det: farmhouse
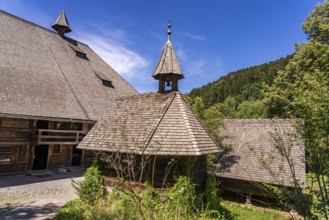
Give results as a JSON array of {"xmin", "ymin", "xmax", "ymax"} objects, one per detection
[
  {"xmin": 0, "ymin": 10, "xmax": 137, "ymax": 175},
  {"xmin": 214, "ymin": 119, "xmax": 306, "ymax": 197},
  {"xmin": 78, "ymin": 22, "xmax": 220, "ymax": 191}
]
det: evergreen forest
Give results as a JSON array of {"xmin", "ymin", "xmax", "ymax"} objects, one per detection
[{"xmin": 188, "ymin": 55, "xmax": 292, "ymax": 119}]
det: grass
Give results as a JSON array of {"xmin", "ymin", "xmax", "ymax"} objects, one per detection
[
  {"xmin": 222, "ymin": 201, "xmax": 289, "ymax": 220},
  {"xmin": 56, "ymin": 198, "xmax": 290, "ymax": 220}
]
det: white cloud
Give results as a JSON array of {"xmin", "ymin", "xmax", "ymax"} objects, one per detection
[
  {"xmin": 183, "ymin": 57, "xmax": 224, "ymax": 78},
  {"xmin": 76, "ymin": 33, "xmax": 149, "ymax": 79},
  {"xmin": 0, "ymin": 0, "xmax": 151, "ymax": 88},
  {"xmin": 181, "ymin": 32, "xmax": 206, "ymax": 41}
]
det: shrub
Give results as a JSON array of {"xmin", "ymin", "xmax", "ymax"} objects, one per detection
[{"xmin": 73, "ymin": 159, "xmax": 107, "ymax": 205}]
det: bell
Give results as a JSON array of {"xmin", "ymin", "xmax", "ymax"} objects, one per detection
[{"xmin": 166, "ymin": 81, "xmax": 171, "ymax": 87}]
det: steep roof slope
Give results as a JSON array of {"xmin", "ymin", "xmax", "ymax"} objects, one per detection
[
  {"xmin": 78, "ymin": 92, "xmax": 219, "ymax": 156},
  {"xmin": 0, "ymin": 10, "xmax": 137, "ymax": 121},
  {"xmin": 213, "ymin": 119, "xmax": 306, "ymax": 187},
  {"xmin": 152, "ymin": 41, "xmax": 184, "ymax": 80}
]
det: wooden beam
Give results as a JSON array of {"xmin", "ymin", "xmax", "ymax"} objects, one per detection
[{"xmin": 0, "ymin": 142, "xmax": 31, "ymax": 145}]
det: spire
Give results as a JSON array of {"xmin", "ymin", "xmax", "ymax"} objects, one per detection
[
  {"xmin": 167, "ymin": 20, "xmax": 171, "ymax": 42},
  {"xmin": 152, "ymin": 21, "xmax": 184, "ymax": 93},
  {"xmin": 52, "ymin": 10, "xmax": 71, "ymax": 36}
]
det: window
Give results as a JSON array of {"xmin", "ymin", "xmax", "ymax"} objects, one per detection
[
  {"xmin": 68, "ymin": 43, "xmax": 88, "ymax": 60},
  {"xmin": 76, "ymin": 51, "xmax": 88, "ymax": 60},
  {"xmin": 0, "ymin": 147, "xmax": 12, "ymax": 163},
  {"xmin": 93, "ymin": 70, "xmax": 115, "ymax": 88},
  {"xmin": 18, "ymin": 145, "xmax": 27, "ymax": 161},
  {"xmin": 53, "ymin": 145, "xmax": 61, "ymax": 154},
  {"xmin": 102, "ymin": 80, "xmax": 114, "ymax": 88}
]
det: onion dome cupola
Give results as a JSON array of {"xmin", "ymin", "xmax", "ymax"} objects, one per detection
[
  {"xmin": 152, "ymin": 21, "xmax": 184, "ymax": 93},
  {"xmin": 52, "ymin": 10, "xmax": 71, "ymax": 36}
]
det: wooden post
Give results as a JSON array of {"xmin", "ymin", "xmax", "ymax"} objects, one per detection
[
  {"xmin": 246, "ymin": 194, "xmax": 252, "ymax": 205},
  {"xmin": 24, "ymin": 145, "xmax": 29, "ymax": 172},
  {"xmin": 159, "ymin": 79, "xmax": 165, "ymax": 93},
  {"xmin": 172, "ymin": 75, "xmax": 178, "ymax": 91}
]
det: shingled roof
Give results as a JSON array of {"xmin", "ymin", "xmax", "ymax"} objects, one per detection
[
  {"xmin": 78, "ymin": 92, "xmax": 219, "ymax": 156},
  {"xmin": 213, "ymin": 119, "xmax": 306, "ymax": 188},
  {"xmin": 152, "ymin": 40, "xmax": 184, "ymax": 80},
  {"xmin": 0, "ymin": 10, "xmax": 137, "ymax": 122}
]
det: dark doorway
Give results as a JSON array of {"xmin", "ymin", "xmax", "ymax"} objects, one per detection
[
  {"xmin": 37, "ymin": 120, "xmax": 49, "ymax": 129},
  {"xmin": 33, "ymin": 145, "xmax": 49, "ymax": 170},
  {"xmin": 71, "ymin": 145, "xmax": 82, "ymax": 166}
]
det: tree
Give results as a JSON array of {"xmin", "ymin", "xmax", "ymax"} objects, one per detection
[
  {"xmin": 185, "ymin": 96, "xmax": 224, "ymax": 143},
  {"xmin": 264, "ymin": 1, "xmax": 329, "ymax": 218}
]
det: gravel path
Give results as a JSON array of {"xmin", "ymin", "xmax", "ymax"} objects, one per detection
[{"xmin": 0, "ymin": 168, "xmax": 85, "ymax": 220}]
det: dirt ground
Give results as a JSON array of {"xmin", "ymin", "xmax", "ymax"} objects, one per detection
[{"xmin": 0, "ymin": 167, "xmax": 84, "ymax": 220}]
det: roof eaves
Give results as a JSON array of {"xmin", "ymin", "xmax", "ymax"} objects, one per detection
[{"xmin": 0, "ymin": 112, "xmax": 96, "ymax": 123}]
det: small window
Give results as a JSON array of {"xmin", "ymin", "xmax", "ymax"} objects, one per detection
[
  {"xmin": 68, "ymin": 43, "xmax": 88, "ymax": 60},
  {"xmin": 102, "ymin": 80, "xmax": 114, "ymax": 88},
  {"xmin": 18, "ymin": 145, "xmax": 27, "ymax": 161},
  {"xmin": 93, "ymin": 70, "xmax": 115, "ymax": 88},
  {"xmin": 0, "ymin": 147, "xmax": 12, "ymax": 163},
  {"xmin": 76, "ymin": 51, "xmax": 88, "ymax": 60},
  {"xmin": 53, "ymin": 145, "xmax": 61, "ymax": 154}
]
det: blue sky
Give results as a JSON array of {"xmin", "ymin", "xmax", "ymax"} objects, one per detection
[{"xmin": 0, "ymin": 0, "xmax": 323, "ymax": 93}]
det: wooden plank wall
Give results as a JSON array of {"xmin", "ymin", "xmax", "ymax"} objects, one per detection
[
  {"xmin": 47, "ymin": 144, "xmax": 72, "ymax": 169},
  {"xmin": 0, "ymin": 117, "xmax": 32, "ymax": 174},
  {"xmin": 0, "ymin": 118, "xmax": 32, "ymax": 144}
]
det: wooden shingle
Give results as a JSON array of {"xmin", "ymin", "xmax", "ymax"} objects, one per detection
[
  {"xmin": 78, "ymin": 92, "xmax": 220, "ymax": 156},
  {"xmin": 214, "ymin": 119, "xmax": 306, "ymax": 188}
]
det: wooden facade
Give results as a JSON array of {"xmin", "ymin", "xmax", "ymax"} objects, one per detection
[
  {"xmin": 0, "ymin": 117, "xmax": 94, "ymax": 175},
  {"xmin": 100, "ymin": 154, "xmax": 207, "ymax": 192}
]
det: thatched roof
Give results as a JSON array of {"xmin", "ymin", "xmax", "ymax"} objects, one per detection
[
  {"xmin": 78, "ymin": 92, "xmax": 219, "ymax": 156},
  {"xmin": 152, "ymin": 40, "xmax": 184, "ymax": 80},
  {"xmin": 0, "ymin": 10, "xmax": 137, "ymax": 122},
  {"xmin": 213, "ymin": 119, "xmax": 306, "ymax": 188}
]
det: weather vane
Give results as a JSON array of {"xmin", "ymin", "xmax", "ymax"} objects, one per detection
[{"xmin": 167, "ymin": 20, "xmax": 171, "ymax": 41}]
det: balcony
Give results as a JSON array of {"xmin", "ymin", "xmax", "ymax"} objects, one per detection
[{"xmin": 37, "ymin": 129, "xmax": 86, "ymax": 145}]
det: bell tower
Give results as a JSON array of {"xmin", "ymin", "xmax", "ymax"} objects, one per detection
[{"xmin": 152, "ymin": 21, "xmax": 184, "ymax": 93}]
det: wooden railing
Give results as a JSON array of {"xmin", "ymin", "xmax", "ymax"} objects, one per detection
[{"xmin": 37, "ymin": 129, "xmax": 86, "ymax": 145}]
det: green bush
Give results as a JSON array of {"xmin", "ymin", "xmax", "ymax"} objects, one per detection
[
  {"xmin": 73, "ymin": 159, "xmax": 107, "ymax": 205},
  {"xmin": 204, "ymin": 173, "xmax": 221, "ymax": 210},
  {"xmin": 157, "ymin": 175, "xmax": 196, "ymax": 219},
  {"xmin": 55, "ymin": 199, "xmax": 85, "ymax": 220}
]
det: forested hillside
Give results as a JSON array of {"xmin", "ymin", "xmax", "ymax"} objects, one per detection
[{"xmin": 189, "ymin": 55, "xmax": 292, "ymax": 107}]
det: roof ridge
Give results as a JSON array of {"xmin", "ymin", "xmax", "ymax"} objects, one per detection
[
  {"xmin": 153, "ymin": 43, "xmax": 168, "ymax": 76},
  {"xmin": 41, "ymin": 32, "xmax": 90, "ymax": 120},
  {"xmin": 142, "ymin": 92, "xmax": 177, "ymax": 153},
  {"xmin": 0, "ymin": 10, "xmax": 89, "ymax": 47},
  {"xmin": 177, "ymin": 94, "xmax": 201, "ymax": 155},
  {"xmin": 179, "ymin": 94, "xmax": 219, "ymax": 154}
]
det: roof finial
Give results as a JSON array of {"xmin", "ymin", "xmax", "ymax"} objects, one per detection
[
  {"xmin": 167, "ymin": 20, "xmax": 171, "ymax": 42},
  {"xmin": 52, "ymin": 9, "xmax": 71, "ymax": 36}
]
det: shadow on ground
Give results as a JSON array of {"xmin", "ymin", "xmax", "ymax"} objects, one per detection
[
  {"xmin": 0, "ymin": 168, "xmax": 85, "ymax": 188},
  {"xmin": 0, "ymin": 202, "xmax": 59, "ymax": 220}
]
